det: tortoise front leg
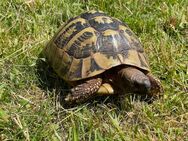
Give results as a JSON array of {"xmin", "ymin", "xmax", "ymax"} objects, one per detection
[
  {"xmin": 146, "ymin": 73, "xmax": 163, "ymax": 98},
  {"xmin": 64, "ymin": 78, "xmax": 103, "ymax": 104},
  {"xmin": 64, "ymin": 78, "xmax": 116, "ymax": 104}
]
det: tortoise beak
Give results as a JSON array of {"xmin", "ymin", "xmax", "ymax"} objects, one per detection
[{"xmin": 133, "ymin": 79, "xmax": 151, "ymax": 94}]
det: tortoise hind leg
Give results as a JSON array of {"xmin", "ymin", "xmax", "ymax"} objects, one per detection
[{"xmin": 64, "ymin": 78, "xmax": 103, "ymax": 104}]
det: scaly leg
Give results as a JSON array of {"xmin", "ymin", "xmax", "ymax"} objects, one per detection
[
  {"xmin": 64, "ymin": 78, "xmax": 116, "ymax": 104},
  {"xmin": 146, "ymin": 73, "xmax": 163, "ymax": 98},
  {"xmin": 64, "ymin": 78, "xmax": 103, "ymax": 104}
]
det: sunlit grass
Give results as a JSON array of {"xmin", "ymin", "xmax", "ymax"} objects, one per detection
[{"xmin": 0, "ymin": 0, "xmax": 188, "ymax": 140}]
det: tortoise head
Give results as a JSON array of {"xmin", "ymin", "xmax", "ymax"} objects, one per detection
[
  {"xmin": 114, "ymin": 66, "xmax": 163, "ymax": 99},
  {"xmin": 116, "ymin": 66, "xmax": 151, "ymax": 94},
  {"xmin": 130, "ymin": 74, "xmax": 151, "ymax": 94}
]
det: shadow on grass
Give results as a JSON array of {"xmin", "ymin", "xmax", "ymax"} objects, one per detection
[
  {"xmin": 35, "ymin": 53, "xmax": 69, "ymax": 101},
  {"xmin": 35, "ymin": 53, "xmax": 156, "ymax": 109}
]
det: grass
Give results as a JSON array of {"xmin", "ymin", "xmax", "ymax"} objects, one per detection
[{"xmin": 0, "ymin": 0, "xmax": 188, "ymax": 140}]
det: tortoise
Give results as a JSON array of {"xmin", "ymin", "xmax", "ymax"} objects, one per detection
[{"xmin": 44, "ymin": 10, "xmax": 163, "ymax": 104}]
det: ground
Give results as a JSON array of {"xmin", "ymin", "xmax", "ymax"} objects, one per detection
[{"xmin": 0, "ymin": 0, "xmax": 188, "ymax": 140}]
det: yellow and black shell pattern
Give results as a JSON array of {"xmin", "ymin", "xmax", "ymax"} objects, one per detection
[{"xmin": 44, "ymin": 10, "xmax": 150, "ymax": 81}]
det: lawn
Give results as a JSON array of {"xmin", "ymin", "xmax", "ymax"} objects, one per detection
[{"xmin": 0, "ymin": 0, "xmax": 188, "ymax": 140}]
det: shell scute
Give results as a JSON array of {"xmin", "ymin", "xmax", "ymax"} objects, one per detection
[
  {"xmin": 54, "ymin": 18, "xmax": 89, "ymax": 49},
  {"xmin": 88, "ymin": 16, "xmax": 119, "ymax": 32},
  {"xmin": 65, "ymin": 28, "xmax": 98, "ymax": 59},
  {"xmin": 80, "ymin": 10, "xmax": 106, "ymax": 20},
  {"xmin": 45, "ymin": 10, "xmax": 150, "ymax": 81}
]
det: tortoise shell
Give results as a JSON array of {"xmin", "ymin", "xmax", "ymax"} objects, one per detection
[{"xmin": 44, "ymin": 10, "xmax": 150, "ymax": 81}]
